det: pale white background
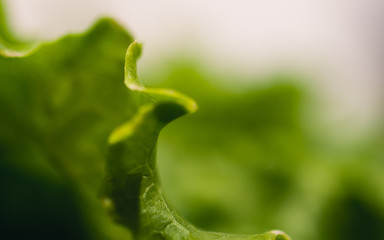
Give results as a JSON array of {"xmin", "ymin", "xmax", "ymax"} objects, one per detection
[{"xmin": 4, "ymin": 0, "xmax": 384, "ymax": 141}]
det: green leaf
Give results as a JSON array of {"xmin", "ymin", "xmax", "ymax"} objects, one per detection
[
  {"xmin": 0, "ymin": 16, "xmax": 137, "ymax": 239},
  {"xmin": 0, "ymin": 2, "xmax": 290, "ymax": 238},
  {"xmin": 100, "ymin": 42, "xmax": 290, "ymax": 240}
]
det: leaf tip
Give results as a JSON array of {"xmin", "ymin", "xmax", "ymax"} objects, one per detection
[
  {"xmin": 124, "ymin": 40, "xmax": 143, "ymax": 87},
  {"xmin": 128, "ymin": 40, "xmax": 142, "ymax": 58}
]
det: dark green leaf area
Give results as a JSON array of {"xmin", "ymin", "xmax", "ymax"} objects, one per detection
[
  {"xmin": 0, "ymin": 162, "xmax": 94, "ymax": 240},
  {"xmin": 319, "ymin": 183, "xmax": 384, "ymax": 240},
  {"xmin": 154, "ymin": 102, "xmax": 189, "ymax": 123}
]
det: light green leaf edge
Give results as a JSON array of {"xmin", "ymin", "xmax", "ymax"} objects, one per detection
[
  {"xmin": 0, "ymin": 0, "xmax": 37, "ymax": 56},
  {"xmin": 101, "ymin": 41, "xmax": 291, "ymax": 240}
]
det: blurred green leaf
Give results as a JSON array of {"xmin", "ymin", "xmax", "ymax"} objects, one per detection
[
  {"xmin": 146, "ymin": 59, "xmax": 384, "ymax": 240},
  {"xmin": 0, "ymin": 15, "xmax": 137, "ymax": 239}
]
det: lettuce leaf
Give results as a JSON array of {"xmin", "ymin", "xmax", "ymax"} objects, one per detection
[
  {"xmin": 0, "ymin": 4, "xmax": 290, "ymax": 239},
  {"xmin": 99, "ymin": 41, "xmax": 290, "ymax": 240}
]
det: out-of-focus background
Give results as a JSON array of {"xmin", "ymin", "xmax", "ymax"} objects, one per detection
[{"xmin": 3, "ymin": 1, "xmax": 384, "ymax": 240}]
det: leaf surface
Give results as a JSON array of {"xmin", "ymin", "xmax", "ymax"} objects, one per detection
[
  {"xmin": 100, "ymin": 42, "xmax": 290, "ymax": 240},
  {"xmin": 0, "ymin": 2, "xmax": 290, "ymax": 238}
]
